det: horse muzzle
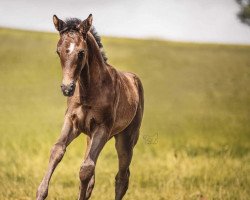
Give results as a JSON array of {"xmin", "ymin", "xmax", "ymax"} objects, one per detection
[{"xmin": 61, "ymin": 82, "xmax": 76, "ymax": 97}]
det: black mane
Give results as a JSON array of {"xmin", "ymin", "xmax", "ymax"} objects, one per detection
[{"xmin": 63, "ymin": 18, "xmax": 108, "ymax": 62}]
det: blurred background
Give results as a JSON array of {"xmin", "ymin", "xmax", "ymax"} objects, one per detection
[
  {"xmin": 0, "ymin": 0, "xmax": 249, "ymax": 200},
  {"xmin": 1, "ymin": 0, "xmax": 250, "ymax": 43}
]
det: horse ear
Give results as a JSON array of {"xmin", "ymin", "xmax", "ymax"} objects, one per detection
[
  {"xmin": 53, "ymin": 15, "xmax": 65, "ymax": 32},
  {"xmin": 79, "ymin": 14, "xmax": 93, "ymax": 37}
]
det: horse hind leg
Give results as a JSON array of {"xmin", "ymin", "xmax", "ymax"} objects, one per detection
[
  {"xmin": 114, "ymin": 132, "xmax": 133, "ymax": 200},
  {"xmin": 114, "ymin": 103, "xmax": 143, "ymax": 200}
]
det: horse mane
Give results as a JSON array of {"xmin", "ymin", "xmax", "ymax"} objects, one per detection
[{"xmin": 63, "ymin": 18, "xmax": 108, "ymax": 62}]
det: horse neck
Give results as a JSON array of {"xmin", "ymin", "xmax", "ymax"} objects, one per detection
[{"xmin": 78, "ymin": 32, "xmax": 107, "ymax": 99}]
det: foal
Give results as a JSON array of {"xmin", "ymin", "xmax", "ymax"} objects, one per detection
[{"xmin": 36, "ymin": 14, "xmax": 144, "ymax": 200}]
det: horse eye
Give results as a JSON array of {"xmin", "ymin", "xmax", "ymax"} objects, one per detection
[{"xmin": 78, "ymin": 50, "xmax": 84, "ymax": 58}]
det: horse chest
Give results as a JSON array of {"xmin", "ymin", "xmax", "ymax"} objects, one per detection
[{"xmin": 69, "ymin": 105, "xmax": 104, "ymax": 135}]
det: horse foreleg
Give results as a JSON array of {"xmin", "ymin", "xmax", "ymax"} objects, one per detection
[
  {"xmin": 78, "ymin": 125, "xmax": 108, "ymax": 200},
  {"xmin": 82, "ymin": 136, "xmax": 95, "ymax": 200},
  {"xmin": 85, "ymin": 174, "xmax": 95, "ymax": 199},
  {"xmin": 36, "ymin": 117, "xmax": 80, "ymax": 200}
]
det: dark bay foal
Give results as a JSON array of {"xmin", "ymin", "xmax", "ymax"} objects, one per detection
[{"xmin": 36, "ymin": 14, "xmax": 144, "ymax": 200}]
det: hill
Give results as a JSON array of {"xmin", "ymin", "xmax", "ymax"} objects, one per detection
[{"xmin": 0, "ymin": 28, "xmax": 249, "ymax": 200}]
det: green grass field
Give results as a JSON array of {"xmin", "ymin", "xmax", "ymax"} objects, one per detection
[{"xmin": 0, "ymin": 28, "xmax": 249, "ymax": 200}]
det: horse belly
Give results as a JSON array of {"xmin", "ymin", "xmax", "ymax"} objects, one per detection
[{"xmin": 111, "ymin": 73, "xmax": 140, "ymax": 135}]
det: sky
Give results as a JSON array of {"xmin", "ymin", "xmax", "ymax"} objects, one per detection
[{"xmin": 0, "ymin": 0, "xmax": 250, "ymax": 44}]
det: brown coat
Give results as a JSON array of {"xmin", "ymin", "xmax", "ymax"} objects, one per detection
[{"xmin": 37, "ymin": 14, "xmax": 144, "ymax": 200}]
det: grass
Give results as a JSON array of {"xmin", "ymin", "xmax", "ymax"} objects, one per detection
[{"xmin": 0, "ymin": 28, "xmax": 249, "ymax": 200}]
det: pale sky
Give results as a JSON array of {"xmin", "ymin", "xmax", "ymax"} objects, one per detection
[{"xmin": 0, "ymin": 0, "xmax": 250, "ymax": 44}]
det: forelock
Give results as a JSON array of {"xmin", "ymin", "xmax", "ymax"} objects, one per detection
[{"xmin": 60, "ymin": 18, "xmax": 81, "ymax": 34}]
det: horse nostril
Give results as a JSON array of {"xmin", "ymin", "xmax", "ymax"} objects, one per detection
[{"xmin": 69, "ymin": 83, "xmax": 75, "ymax": 89}]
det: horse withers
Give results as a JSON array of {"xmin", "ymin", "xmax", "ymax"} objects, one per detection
[{"xmin": 36, "ymin": 14, "xmax": 144, "ymax": 200}]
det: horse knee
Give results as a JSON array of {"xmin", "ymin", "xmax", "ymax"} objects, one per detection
[
  {"xmin": 79, "ymin": 160, "xmax": 95, "ymax": 183},
  {"xmin": 50, "ymin": 143, "xmax": 66, "ymax": 162}
]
